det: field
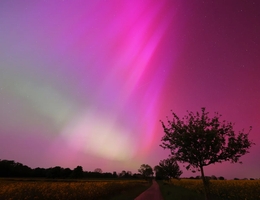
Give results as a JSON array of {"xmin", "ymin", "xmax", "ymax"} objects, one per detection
[
  {"xmin": 159, "ymin": 179, "xmax": 260, "ymax": 200},
  {"xmin": 0, "ymin": 178, "xmax": 150, "ymax": 200}
]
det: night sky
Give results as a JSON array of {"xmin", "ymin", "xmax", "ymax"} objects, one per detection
[{"xmin": 0, "ymin": 0, "xmax": 259, "ymax": 179}]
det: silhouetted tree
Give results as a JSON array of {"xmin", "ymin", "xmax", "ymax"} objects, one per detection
[
  {"xmin": 138, "ymin": 164, "xmax": 153, "ymax": 180},
  {"xmin": 71, "ymin": 166, "xmax": 83, "ymax": 178},
  {"xmin": 94, "ymin": 168, "xmax": 102, "ymax": 173},
  {"xmin": 112, "ymin": 171, "xmax": 118, "ymax": 178},
  {"xmin": 61, "ymin": 168, "xmax": 72, "ymax": 178},
  {"xmin": 85, "ymin": 171, "xmax": 102, "ymax": 178},
  {"xmin": 13, "ymin": 162, "xmax": 32, "ymax": 177},
  {"xmin": 102, "ymin": 172, "xmax": 114, "ymax": 178},
  {"xmin": 158, "ymin": 157, "xmax": 182, "ymax": 180},
  {"xmin": 119, "ymin": 170, "xmax": 132, "ymax": 178},
  {"xmin": 132, "ymin": 173, "xmax": 142, "ymax": 179},
  {"xmin": 126, "ymin": 171, "xmax": 132, "ymax": 178},
  {"xmin": 161, "ymin": 108, "xmax": 255, "ymax": 200},
  {"xmin": 0, "ymin": 160, "xmax": 32, "ymax": 177},
  {"xmin": 52, "ymin": 166, "xmax": 62, "ymax": 178},
  {"xmin": 46, "ymin": 167, "xmax": 63, "ymax": 179},
  {"xmin": 119, "ymin": 170, "xmax": 127, "ymax": 177},
  {"xmin": 32, "ymin": 167, "xmax": 46, "ymax": 178},
  {"xmin": 154, "ymin": 165, "xmax": 165, "ymax": 180}
]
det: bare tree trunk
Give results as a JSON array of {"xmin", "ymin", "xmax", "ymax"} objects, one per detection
[{"xmin": 200, "ymin": 166, "xmax": 210, "ymax": 200}]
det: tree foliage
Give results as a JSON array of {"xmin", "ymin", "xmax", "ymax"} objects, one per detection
[
  {"xmin": 156, "ymin": 157, "xmax": 182, "ymax": 180},
  {"xmin": 138, "ymin": 164, "xmax": 153, "ymax": 179},
  {"xmin": 160, "ymin": 108, "xmax": 255, "ymax": 199},
  {"xmin": 161, "ymin": 108, "xmax": 254, "ymax": 170},
  {"xmin": 71, "ymin": 166, "xmax": 83, "ymax": 178},
  {"xmin": 119, "ymin": 170, "xmax": 132, "ymax": 178},
  {"xmin": 94, "ymin": 168, "xmax": 102, "ymax": 173}
]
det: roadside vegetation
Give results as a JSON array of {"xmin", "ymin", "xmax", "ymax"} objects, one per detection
[
  {"xmin": 0, "ymin": 178, "xmax": 151, "ymax": 200},
  {"xmin": 158, "ymin": 179, "xmax": 260, "ymax": 200},
  {"xmin": 158, "ymin": 180, "xmax": 205, "ymax": 200}
]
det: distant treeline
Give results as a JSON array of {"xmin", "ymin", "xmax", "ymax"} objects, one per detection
[{"xmin": 0, "ymin": 159, "xmax": 141, "ymax": 179}]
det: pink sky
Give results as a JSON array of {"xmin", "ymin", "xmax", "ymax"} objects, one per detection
[{"xmin": 0, "ymin": 0, "xmax": 259, "ymax": 179}]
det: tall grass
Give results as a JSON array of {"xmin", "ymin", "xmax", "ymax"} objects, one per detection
[
  {"xmin": 158, "ymin": 180, "xmax": 205, "ymax": 200},
  {"xmin": 158, "ymin": 179, "xmax": 260, "ymax": 200},
  {"xmin": 0, "ymin": 178, "xmax": 150, "ymax": 200}
]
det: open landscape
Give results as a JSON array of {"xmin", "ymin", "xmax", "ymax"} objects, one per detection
[
  {"xmin": 1, "ymin": 1, "xmax": 260, "ymax": 200},
  {"xmin": 1, "ymin": 177, "xmax": 260, "ymax": 200},
  {"xmin": 0, "ymin": 178, "xmax": 150, "ymax": 200}
]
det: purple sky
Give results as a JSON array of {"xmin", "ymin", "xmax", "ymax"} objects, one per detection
[{"xmin": 0, "ymin": 0, "xmax": 259, "ymax": 179}]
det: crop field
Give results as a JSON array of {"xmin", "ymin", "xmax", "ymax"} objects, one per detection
[
  {"xmin": 0, "ymin": 178, "xmax": 149, "ymax": 200},
  {"xmin": 169, "ymin": 179, "xmax": 260, "ymax": 200}
]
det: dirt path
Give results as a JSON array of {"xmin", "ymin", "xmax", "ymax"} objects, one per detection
[{"xmin": 134, "ymin": 180, "xmax": 163, "ymax": 200}]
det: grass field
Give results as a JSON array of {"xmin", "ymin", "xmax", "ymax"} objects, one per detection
[
  {"xmin": 158, "ymin": 179, "xmax": 260, "ymax": 200},
  {"xmin": 158, "ymin": 180, "xmax": 205, "ymax": 200},
  {"xmin": 0, "ymin": 178, "xmax": 151, "ymax": 200}
]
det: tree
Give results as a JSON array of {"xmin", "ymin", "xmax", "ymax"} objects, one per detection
[
  {"xmin": 0, "ymin": 160, "xmax": 32, "ymax": 177},
  {"xmin": 71, "ymin": 166, "xmax": 83, "ymax": 178},
  {"xmin": 49, "ymin": 166, "xmax": 62, "ymax": 178},
  {"xmin": 126, "ymin": 171, "xmax": 132, "ymax": 177},
  {"xmin": 119, "ymin": 170, "xmax": 132, "ymax": 178},
  {"xmin": 154, "ymin": 165, "xmax": 164, "ymax": 180},
  {"xmin": 61, "ymin": 168, "xmax": 72, "ymax": 178},
  {"xmin": 119, "ymin": 170, "xmax": 126, "ymax": 177},
  {"xmin": 94, "ymin": 168, "xmax": 102, "ymax": 173},
  {"xmin": 157, "ymin": 157, "xmax": 182, "ymax": 180},
  {"xmin": 138, "ymin": 164, "xmax": 153, "ymax": 180},
  {"xmin": 112, "ymin": 171, "xmax": 118, "ymax": 178},
  {"xmin": 160, "ymin": 108, "xmax": 254, "ymax": 200},
  {"xmin": 32, "ymin": 167, "xmax": 46, "ymax": 178}
]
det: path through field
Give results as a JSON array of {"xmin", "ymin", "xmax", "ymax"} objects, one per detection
[{"xmin": 134, "ymin": 180, "xmax": 163, "ymax": 200}]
